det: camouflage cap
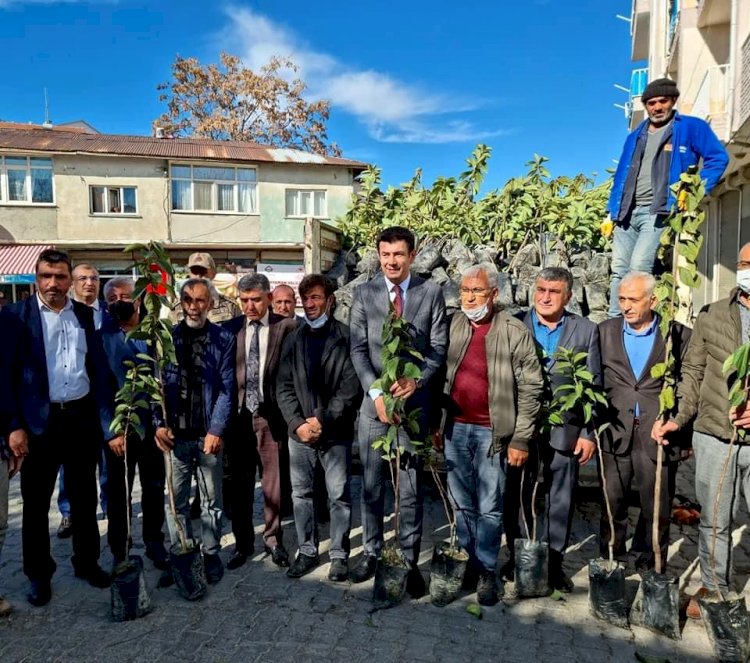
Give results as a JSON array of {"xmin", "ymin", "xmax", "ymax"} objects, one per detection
[{"xmin": 187, "ymin": 252, "xmax": 216, "ymax": 272}]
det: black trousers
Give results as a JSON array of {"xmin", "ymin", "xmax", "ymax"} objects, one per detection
[
  {"xmin": 600, "ymin": 422, "xmax": 676, "ymax": 569},
  {"xmin": 225, "ymin": 408, "xmax": 260, "ymax": 554},
  {"xmin": 21, "ymin": 398, "xmax": 101, "ymax": 580},
  {"xmin": 105, "ymin": 428, "xmax": 166, "ymax": 561}
]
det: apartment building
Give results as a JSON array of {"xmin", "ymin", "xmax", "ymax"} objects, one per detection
[
  {"xmin": 0, "ymin": 122, "xmax": 365, "ymax": 300},
  {"xmin": 625, "ymin": 0, "xmax": 750, "ymax": 310}
]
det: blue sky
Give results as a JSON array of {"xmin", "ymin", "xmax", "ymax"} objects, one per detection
[{"xmin": 0, "ymin": 0, "xmax": 637, "ymax": 191}]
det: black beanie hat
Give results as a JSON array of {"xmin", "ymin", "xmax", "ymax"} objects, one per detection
[{"xmin": 642, "ymin": 78, "xmax": 680, "ymax": 102}]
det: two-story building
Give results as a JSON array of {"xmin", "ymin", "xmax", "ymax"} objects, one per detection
[
  {"xmin": 623, "ymin": 0, "xmax": 750, "ymax": 311},
  {"xmin": 0, "ymin": 121, "xmax": 366, "ymax": 300}
]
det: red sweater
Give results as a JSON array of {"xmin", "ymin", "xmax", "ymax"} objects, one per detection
[{"xmin": 450, "ymin": 321, "xmax": 491, "ymax": 427}]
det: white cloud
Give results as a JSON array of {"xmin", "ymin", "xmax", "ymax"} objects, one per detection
[{"xmin": 221, "ymin": 6, "xmax": 504, "ymax": 145}]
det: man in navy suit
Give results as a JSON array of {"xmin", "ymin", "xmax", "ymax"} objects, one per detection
[
  {"xmin": 348, "ymin": 226, "xmax": 448, "ymax": 596},
  {"xmin": 508, "ymin": 267, "xmax": 601, "ymax": 592},
  {"xmin": 7, "ymin": 249, "xmax": 120, "ymax": 606}
]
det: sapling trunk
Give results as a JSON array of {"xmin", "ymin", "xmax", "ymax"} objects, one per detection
[
  {"xmin": 653, "ymin": 446, "xmax": 665, "ymax": 575},
  {"xmin": 427, "ymin": 460, "xmax": 457, "ymax": 552},
  {"xmin": 593, "ymin": 428, "xmax": 616, "ymax": 568},
  {"xmin": 394, "ymin": 445, "xmax": 401, "ymax": 546}
]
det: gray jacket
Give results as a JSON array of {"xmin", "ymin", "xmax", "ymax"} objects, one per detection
[
  {"xmin": 443, "ymin": 309, "xmax": 544, "ymax": 454},
  {"xmin": 349, "ymin": 272, "xmax": 447, "ymax": 425}
]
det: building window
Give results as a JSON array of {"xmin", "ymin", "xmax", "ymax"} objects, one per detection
[
  {"xmin": 0, "ymin": 155, "xmax": 54, "ymax": 205},
  {"xmin": 90, "ymin": 186, "xmax": 137, "ymax": 215},
  {"xmin": 170, "ymin": 164, "xmax": 257, "ymax": 213},
  {"xmin": 285, "ymin": 189, "xmax": 327, "ymax": 218}
]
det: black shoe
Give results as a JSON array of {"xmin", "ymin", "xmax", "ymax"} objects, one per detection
[
  {"xmin": 328, "ymin": 558, "xmax": 348, "ymax": 582},
  {"xmin": 204, "ymin": 553, "xmax": 224, "ymax": 585},
  {"xmin": 287, "ymin": 553, "xmax": 319, "ymax": 579},
  {"xmin": 550, "ymin": 570, "xmax": 574, "ymax": 593},
  {"xmin": 57, "ymin": 516, "xmax": 73, "ymax": 539},
  {"xmin": 145, "ymin": 543, "xmax": 169, "ymax": 571},
  {"xmin": 227, "ymin": 550, "xmax": 250, "ymax": 571},
  {"xmin": 74, "ymin": 564, "xmax": 111, "ymax": 589},
  {"xmin": 157, "ymin": 567, "xmax": 175, "ymax": 588},
  {"xmin": 406, "ymin": 567, "xmax": 426, "ymax": 599},
  {"xmin": 189, "ymin": 498, "xmax": 201, "ymax": 520},
  {"xmin": 264, "ymin": 545, "xmax": 290, "ymax": 568},
  {"xmin": 348, "ymin": 555, "xmax": 377, "ymax": 583},
  {"xmin": 462, "ymin": 560, "xmax": 480, "ymax": 590},
  {"xmin": 498, "ymin": 559, "xmax": 515, "ymax": 583},
  {"xmin": 27, "ymin": 579, "xmax": 52, "ymax": 607},
  {"xmin": 477, "ymin": 571, "xmax": 498, "ymax": 606}
]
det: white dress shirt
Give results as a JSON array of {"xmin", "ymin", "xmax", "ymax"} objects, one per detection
[
  {"xmin": 37, "ymin": 294, "xmax": 90, "ymax": 403},
  {"xmin": 244, "ymin": 309, "xmax": 270, "ymax": 404},
  {"xmin": 369, "ymin": 274, "xmax": 413, "ymax": 400}
]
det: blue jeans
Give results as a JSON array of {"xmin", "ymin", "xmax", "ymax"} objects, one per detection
[
  {"xmin": 289, "ymin": 438, "xmax": 351, "ymax": 559},
  {"xmin": 444, "ymin": 421, "xmax": 507, "ymax": 573},
  {"xmin": 608, "ymin": 206, "xmax": 667, "ymax": 317},
  {"xmin": 165, "ymin": 438, "xmax": 223, "ymax": 555}
]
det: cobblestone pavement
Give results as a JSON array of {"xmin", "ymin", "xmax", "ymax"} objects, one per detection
[{"xmin": 0, "ymin": 456, "xmax": 747, "ymax": 662}]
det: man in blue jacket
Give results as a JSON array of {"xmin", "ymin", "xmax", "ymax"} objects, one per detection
[
  {"xmin": 154, "ymin": 278, "xmax": 236, "ymax": 587},
  {"xmin": 607, "ymin": 78, "xmax": 729, "ymax": 317}
]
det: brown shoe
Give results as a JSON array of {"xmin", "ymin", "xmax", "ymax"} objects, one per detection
[
  {"xmin": 687, "ymin": 587, "xmax": 711, "ymax": 620},
  {"xmin": 0, "ymin": 596, "xmax": 12, "ymax": 617}
]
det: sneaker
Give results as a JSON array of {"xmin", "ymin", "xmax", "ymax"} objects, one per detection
[
  {"xmin": 57, "ymin": 516, "xmax": 73, "ymax": 539},
  {"xmin": 204, "ymin": 554, "xmax": 224, "ymax": 585},
  {"xmin": 328, "ymin": 558, "xmax": 348, "ymax": 582},
  {"xmin": 287, "ymin": 553, "xmax": 319, "ymax": 579},
  {"xmin": 477, "ymin": 572, "xmax": 498, "ymax": 606},
  {"xmin": 0, "ymin": 596, "xmax": 12, "ymax": 617},
  {"xmin": 348, "ymin": 555, "xmax": 377, "ymax": 583},
  {"xmin": 687, "ymin": 586, "xmax": 711, "ymax": 620}
]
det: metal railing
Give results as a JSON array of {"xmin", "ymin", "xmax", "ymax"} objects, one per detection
[
  {"xmin": 630, "ymin": 68, "xmax": 648, "ymax": 99},
  {"xmin": 668, "ymin": 0, "xmax": 680, "ymax": 44}
]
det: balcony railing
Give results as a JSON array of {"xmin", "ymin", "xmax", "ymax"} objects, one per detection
[
  {"xmin": 630, "ymin": 68, "xmax": 648, "ymax": 99},
  {"xmin": 692, "ymin": 64, "xmax": 731, "ymax": 140},
  {"xmin": 668, "ymin": 0, "xmax": 680, "ymax": 44}
]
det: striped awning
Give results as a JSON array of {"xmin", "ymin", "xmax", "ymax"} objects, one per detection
[{"xmin": 0, "ymin": 244, "xmax": 53, "ymax": 275}]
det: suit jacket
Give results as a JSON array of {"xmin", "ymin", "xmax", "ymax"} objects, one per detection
[
  {"xmin": 519, "ymin": 310, "xmax": 601, "ymax": 452},
  {"xmin": 276, "ymin": 319, "xmax": 363, "ymax": 444},
  {"xmin": 7, "ymin": 296, "xmax": 115, "ymax": 439},
  {"xmin": 223, "ymin": 311, "xmax": 297, "ymax": 439},
  {"xmin": 598, "ymin": 315, "xmax": 691, "ymax": 460},
  {"xmin": 0, "ymin": 306, "xmax": 28, "ymax": 452},
  {"xmin": 159, "ymin": 321, "xmax": 236, "ymax": 439},
  {"xmin": 349, "ymin": 272, "xmax": 448, "ymax": 422}
]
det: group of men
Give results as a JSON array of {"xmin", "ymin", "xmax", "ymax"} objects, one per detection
[{"xmin": 0, "ymin": 76, "xmax": 746, "ymax": 621}]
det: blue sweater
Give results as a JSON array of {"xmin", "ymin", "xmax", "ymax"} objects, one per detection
[{"xmin": 607, "ymin": 113, "xmax": 729, "ymax": 222}]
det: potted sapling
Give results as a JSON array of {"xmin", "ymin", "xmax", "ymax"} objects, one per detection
[{"xmin": 370, "ymin": 308, "xmax": 425, "ymax": 609}]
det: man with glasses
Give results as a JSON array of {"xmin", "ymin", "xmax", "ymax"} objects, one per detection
[
  {"xmin": 607, "ymin": 78, "xmax": 728, "ymax": 317},
  {"xmin": 653, "ymin": 244, "xmax": 750, "ymax": 620},
  {"xmin": 435, "ymin": 263, "xmax": 543, "ymax": 605}
]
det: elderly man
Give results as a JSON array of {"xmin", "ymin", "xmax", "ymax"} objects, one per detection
[
  {"xmin": 607, "ymin": 78, "xmax": 728, "ymax": 317},
  {"xmin": 349, "ymin": 226, "xmax": 448, "ymax": 596},
  {"xmin": 654, "ymin": 245, "xmax": 750, "ymax": 619},
  {"xmin": 101, "ymin": 277, "xmax": 167, "ymax": 570},
  {"xmin": 223, "ymin": 274, "xmax": 297, "ymax": 570},
  {"xmin": 271, "ymin": 284, "xmax": 298, "ymax": 319},
  {"xmin": 155, "ymin": 278, "xmax": 236, "ymax": 586},
  {"xmin": 60, "ymin": 262, "xmax": 108, "ymax": 537},
  {"xmin": 507, "ymin": 267, "xmax": 600, "ymax": 592},
  {"xmin": 277, "ymin": 275, "xmax": 362, "ymax": 580},
  {"xmin": 601, "ymin": 272, "xmax": 690, "ymax": 574},
  {"xmin": 438, "ymin": 263, "xmax": 543, "ymax": 605},
  {"xmin": 0, "ymin": 305, "xmax": 27, "ymax": 616},
  {"xmin": 169, "ymin": 252, "xmax": 240, "ymax": 324},
  {"xmin": 7, "ymin": 249, "xmax": 119, "ymax": 606}
]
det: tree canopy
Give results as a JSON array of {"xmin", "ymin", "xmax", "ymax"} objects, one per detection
[{"xmin": 155, "ymin": 52, "xmax": 340, "ymax": 156}]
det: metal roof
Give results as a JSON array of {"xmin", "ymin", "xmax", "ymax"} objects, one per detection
[{"xmin": 0, "ymin": 123, "xmax": 368, "ymax": 170}]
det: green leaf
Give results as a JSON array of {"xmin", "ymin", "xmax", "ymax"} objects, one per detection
[{"xmin": 466, "ymin": 603, "xmax": 483, "ymax": 619}]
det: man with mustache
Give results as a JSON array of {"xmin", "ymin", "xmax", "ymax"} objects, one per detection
[
  {"xmin": 607, "ymin": 78, "xmax": 728, "ymax": 317},
  {"xmin": 155, "ymin": 278, "xmax": 236, "ymax": 586}
]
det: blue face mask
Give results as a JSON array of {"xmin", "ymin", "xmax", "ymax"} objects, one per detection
[{"xmin": 304, "ymin": 312, "xmax": 329, "ymax": 329}]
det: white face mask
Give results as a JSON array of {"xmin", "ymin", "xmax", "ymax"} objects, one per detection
[
  {"xmin": 738, "ymin": 269, "xmax": 750, "ymax": 294},
  {"xmin": 304, "ymin": 312, "xmax": 329, "ymax": 329},
  {"xmin": 462, "ymin": 303, "xmax": 489, "ymax": 323}
]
